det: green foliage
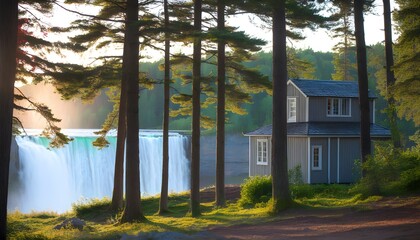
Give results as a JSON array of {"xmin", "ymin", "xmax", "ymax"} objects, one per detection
[
  {"xmin": 393, "ymin": 0, "xmax": 420, "ymax": 126},
  {"xmin": 290, "ymin": 184, "xmax": 351, "ymax": 199},
  {"xmin": 7, "ymin": 184, "xmax": 391, "ymax": 239},
  {"xmin": 238, "ymin": 175, "xmax": 376, "ymax": 209},
  {"xmin": 351, "ymin": 143, "xmax": 420, "ymax": 196},
  {"xmin": 72, "ymin": 198, "xmax": 115, "ymax": 221},
  {"xmin": 288, "ymin": 165, "xmax": 304, "ymax": 185},
  {"xmin": 238, "ymin": 176, "xmax": 272, "ymax": 207}
]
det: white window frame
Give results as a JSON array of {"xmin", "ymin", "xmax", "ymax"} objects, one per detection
[
  {"xmin": 311, "ymin": 145, "xmax": 322, "ymax": 170},
  {"xmin": 287, "ymin": 97, "xmax": 297, "ymax": 122},
  {"xmin": 327, "ymin": 98, "xmax": 351, "ymax": 117},
  {"xmin": 256, "ymin": 139, "xmax": 268, "ymax": 165}
]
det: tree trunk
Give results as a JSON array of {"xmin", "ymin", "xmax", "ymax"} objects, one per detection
[
  {"xmin": 190, "ymin": 0, "xmax": 202, "ymax": 217},
  {"xmin": 159, "ymin": 0, "xmax": 170, "ymax": 215},
  {"xmin": 343, "ymin": 14, "xmax": 349, "ymax": 81},
  {"xmin": 110, "ymin": 71, "xmax": 127, "ymax": 211},
  {"xmin": 120, "ymin": 0, "xmax": 144, "ymax": 223},
  {"xmin": 383, "ymin": 0, "xmax": 401, "ymax": 148},
  {"xmin": 215, "ymin": 0, "xmax": 226, "ymax": 208},
  {"xmin": 354, "ymin": 0, "xmax": 371, "ymax": 174},
  {"xmin": 0, "ymin": 0, "xmax": 18, "ymax": 238},
  {"xmin": 271, "ymin": 0, "xmax": 291, "ymax": 213}
]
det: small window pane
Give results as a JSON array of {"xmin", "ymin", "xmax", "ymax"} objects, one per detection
[
  {"xmin": 288, "ymin": 98, "xmax": 297, "ymax": 122},
  {"xmin": 312, "ymin": 145, "xmax": 322, "ymax": 170},
  {"xmin": 341, "ymin": 99, "xmax": 349, "ymax": 116},
  {"xmin": 257, "ymin": 140, "xmax": 268, "ymax": 165},
  {"xmin": 313, "ymin": 148, "xmax": 319, "ymax": 167},
  {"xmin": 333, "ymin": 99, "xmax": 339, "ymax": 115}
]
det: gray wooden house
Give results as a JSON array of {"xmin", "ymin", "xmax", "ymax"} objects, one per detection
[{"xmin": 244, "ymin": 79, "xmax": 391, "ymax": 184}]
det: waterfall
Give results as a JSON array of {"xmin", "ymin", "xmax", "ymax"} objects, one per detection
[{"xmin": 8, "ymin": 130, "xmax": 190, "ymax": 213}]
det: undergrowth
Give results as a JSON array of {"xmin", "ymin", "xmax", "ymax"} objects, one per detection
[
  {"xmin": 351, "ymin": 143, "xmax": 420, "ymax": 197},
  {"xmin": 7, "ymin": 176, "xmax": 400, "ymax": 239}
]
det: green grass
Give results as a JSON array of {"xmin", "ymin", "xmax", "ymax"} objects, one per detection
[{"xmin": 7, "ymin": 185, "xmax": 381, "ymax": 240}]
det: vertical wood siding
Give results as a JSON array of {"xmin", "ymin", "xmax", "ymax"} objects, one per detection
[
  {"xmin": 287, "ymin": 137, "xmax": 308, "ymax": 183},
  {"xmin": 250, "ymin": 136, "xmax": 308, "ymax": 183},
  {"xmin": 249, "ymin": 136, "xmax": 271, "ymax": 176},
  {"xmin": 309, "ymin": 97, "xmax": 375, "ymax": 123},
  {"xmin": 310, "ymin": 138, "xmax": 329, "ymax": 183},
  {"xmin": 329, "ymin": 138, "xmax": 338, "ymax": 183},
  {"xmin": 339, "ymin": 138, "xmax": 361, "ymax": 183},
  {"xmin": 287, "ymin": 84, "xmax": 307, "ymax": 122}
]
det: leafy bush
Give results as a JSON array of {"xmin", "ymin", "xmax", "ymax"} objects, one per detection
[
  {"xmin": 288, "ymin": 165, "xmax": 304, "ymax": 185},
  {"xmin": 239, "ymin": 176, "xmax": 272, "ymax": 207},
  {"xmin": 351, "ymin": 143, "xmax": 420, "ymax": 196},
  {"xmin": 72, "ymin": 197, "xmax": 113, "ymax": 219}
]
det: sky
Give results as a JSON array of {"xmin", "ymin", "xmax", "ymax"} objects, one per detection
[
  {"xmin": 44, "ymin": 0, "xmax": 398, "ymax": 63},
  {"xmin": 232, "ymin": 0, "xmax": 398, "ymax": 53}
]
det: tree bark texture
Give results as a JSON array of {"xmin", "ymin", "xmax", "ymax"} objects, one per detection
[
  {"xmin": 120, "ymin": 0, "xmax": 144, "ymax": 223},
  {"xmin": 271, "ymin": 0, "xmax": 291, "ymax": 213},
  {"xmin": 159, "ymin": 0, "xmax": 170, "ymax": 215},
  {"xmin": 215, "ymin": 0, "xmax": 226, "ymax": 207},
  {"xmin": 383, "ymin": 0, "xmax": 401, "ymax": 148},
  {"xmin": 111, "ymin": 65, "xmax": 128, "ymax": 211},
  {"xmin": 354, "ymin": 0, "xmax": 371, "ymax": 173},
  {"xmin": 0, "ymin": 0, "xmax": 18, "ymax": 238},
  {"xmin": 190, "ymin": 0, "xmax": 202, "ymax": 217}
]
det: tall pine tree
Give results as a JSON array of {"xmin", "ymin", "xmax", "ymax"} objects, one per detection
[
  {"xmin": 190, "ymin": 0, "xmax": 202, "ymax": 217},
  {"xmin": 0, "ymin": 1, "xmax": 18, "ymax": 237},
  {"xmin": 120, "ymin": 0, "xmax": 144, "ymax": 223},
  {"xmin": 159, "ymin": 0, "xmax": 171, "ymax": 215},
  {"xmin": 354, "ymin": 0, "xmax": 371, "ymax": 171},
  {"xmin": 382, "ymin": 0, "xmax": 401, "ymax": 147}
]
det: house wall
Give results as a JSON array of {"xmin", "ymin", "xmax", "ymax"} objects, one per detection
[
  {"xmin": 249, "ymin": 135, "xmax": 364, "ymax": 183},
  {"xmin": 329, "ymin": 138, "xmax": 338, "ymax": 183},
  {"xmin": 249, "ymin": 136, "xmax": 309, "ymax": 182},
  {"xmin": 308, "ymin": 97, "xmax": 375, "ymax": 123},
  {"xmin": 249, "ymin": 136, "xmax": 271, "ymax": 176},
  {"xmin": 338, "ymin": 138, "xmax": 361, "ymax": 183},
  {"xmin": 287, "ymin": 137, "xmax": 309, "ymax": 183},
  {"xmin": 309, "ymin": 138, "xmax": 329, "ymax": 183},
  {"xmin": 287, "ymin": 84, "xmax": 307, "ymax": 122}
]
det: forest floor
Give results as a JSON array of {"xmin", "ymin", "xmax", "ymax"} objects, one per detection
[
  {"xmin": 7, "ymin": 185, "xmax": 420, "ymax": 239},
  {"xmin": 204, "ymin": 186, "xmax": 420, "ymax": 240}
]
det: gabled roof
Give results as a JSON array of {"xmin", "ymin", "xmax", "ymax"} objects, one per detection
[
  {"xmin": 244, "ymin": 123, "xmax": 390, "ymax": 137},
  {"xmin": 288, "ymin": 79, "xmax": 376, "ymax": 98}
]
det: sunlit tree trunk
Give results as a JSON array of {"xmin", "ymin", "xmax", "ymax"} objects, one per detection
[
  {"xmin": 120, "ymin": 0, "xmax": 144, "ymax": 222},
  {"xmin": 190, "ymin": 0, "xmax": 202, "ymax": 217},
  {"xmin": 354, "ymin": 0, "xmax": 371, "ymax": 174},
  {"xmin": 271, "ymin": 0, "xmax": 291, "ymax": 213},
  {"xmin": 110, "ymin": 71, "xmax": 127, "ymax": 211},
  {"xmin": 215, "ymin": 0, "xmax": 226, "ymax": 207},
  {"xmin": 0, "ymin": 0, "xmax": 18, "ymax": 237},
  {"xmin": 383, "ymin": 0, "xmax": 401, "ymax": 148},
  {"xmin": 159, "ymin": 0, "xmax": 170, "ymax": 215}
]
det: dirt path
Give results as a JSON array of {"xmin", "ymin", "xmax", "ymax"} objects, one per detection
[{"xmin": 208, "ymin": 196, "xmax": 420, "ymax": 240}]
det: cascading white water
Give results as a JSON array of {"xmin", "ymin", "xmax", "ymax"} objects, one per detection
[{"xmin": 8, "ymin": 130, "xmax": 190, "ymax": 213}]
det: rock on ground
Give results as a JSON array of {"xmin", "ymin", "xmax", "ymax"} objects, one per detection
[{"xmin": 53, "ymin": 218, "xmax": 86, "ymax": 231}]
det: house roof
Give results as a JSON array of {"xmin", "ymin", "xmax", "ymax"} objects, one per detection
[
  {"xmin": 244, "ymin": 123, "xmax": 391, "ymax": 137},
  {"xmin": 289, "ymin": 79, "xmax": 376, "ymax": 98}
]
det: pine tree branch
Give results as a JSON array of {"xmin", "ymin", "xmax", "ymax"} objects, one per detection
[{"xmin": 53, "ymin": 1, "xmax": 124, "ymax": 23}]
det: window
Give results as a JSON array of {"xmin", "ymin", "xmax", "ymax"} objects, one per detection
[
  {"xmin": 288, "ymin": 97, "xmax": 297, "ymax": 122},
  {"xmin": 257, "ymin": 139, "xmax": 268, "ymax": 165},
  {"xmin": 327, "ymin": 98, "xmax": 351, "ymax": 117},
  {"xmin": 312, "ymin": 145, "xmax": 322, "ymax": 170}
]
